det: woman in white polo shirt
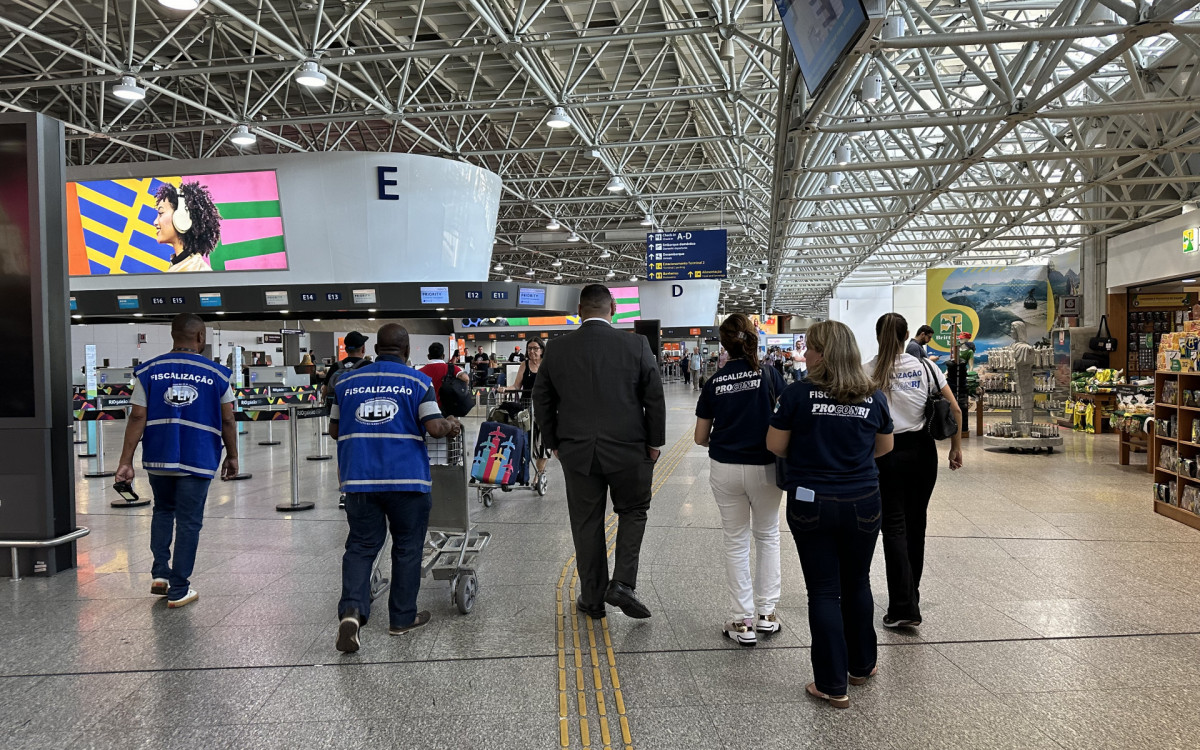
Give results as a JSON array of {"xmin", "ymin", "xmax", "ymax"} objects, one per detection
[{"xmin": 867, "ymin": 313, "xmax": 963, "ymax": 630}]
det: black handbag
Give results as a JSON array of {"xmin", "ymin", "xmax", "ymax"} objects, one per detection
[
  {"xmin": 1089, "ymin": 315, "xmax": 1118, "ymax": 353},
  {"xmin": 764, "ymin": 369, "xmax": 789, "ymax": 489},
  {"xmin": 921, "ymin": 360, "xmax": 959, "ymax": 441},
  {"xmin": 438, "ymin": 368, "xmax": 476, "ymax": 418}
]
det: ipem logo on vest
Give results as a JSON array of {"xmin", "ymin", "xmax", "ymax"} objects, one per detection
[
  {"xmin": 356, "ymin": 398, "xmax": 398, "ymax": 424},
  {"xmin": 165, "ymin": 384, "xmax": 199, "ymax": 407}
]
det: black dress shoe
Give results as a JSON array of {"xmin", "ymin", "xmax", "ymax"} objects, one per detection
[
  {"xmin": 576, "ymin": 595, "xmax": 605, "ymax": 619},
  {"xmin": 604, "ymin": 581, "xmax": 651, "ymax": 619}
]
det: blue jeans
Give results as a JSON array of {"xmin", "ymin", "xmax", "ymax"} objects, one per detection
[
  {"xmin": 339, "ymin": 491, "xmax": 432, "ymax": 628},
  {"xmin": 147, "ymin": 473, "xmax": 212, "ymax": 600},
  {"xmin": 787, "ymin": 488, "xmax": 881, "ymax": 696}
]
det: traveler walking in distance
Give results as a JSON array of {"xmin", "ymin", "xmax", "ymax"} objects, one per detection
[
  {"xmin": 688, "ymin": 346, "xmax": 703, "ymax": 391},
  {"xmin": 115, "ymin": 313, "xmax": 239, "ymax": 609},
  {"xmin": 533, "ymin": 284, "xmax": 667, "ymax": 619},
  {"xmin": 330, "ymin": 324, "xmax": 462, "ymax": 653}
]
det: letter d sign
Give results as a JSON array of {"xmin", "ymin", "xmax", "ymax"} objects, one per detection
[{"xmin": 672, "ymin": 284, "xmax": 683, "ymax": 298}]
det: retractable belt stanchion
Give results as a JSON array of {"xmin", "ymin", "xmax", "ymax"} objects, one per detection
[
  {"xmin": 277, "ymin": 404, "xmax": 316, "ymax": 512},
  {"xmin": 77, "ymin": 415, "xmax": 96, "ymax": 458},
  {"xmin": 259, "ymin": 418, "xmax": 280, "ymax": 446},
  {"xmin": 306, "ymin": 408, "xmax": 332, "ymax": 461},
  {"xmin": 83, "ymin": 415, "xmax": 115, "ymax": 478},
  {"xmin": 73, "ymin": 420, "xmax": 86, "ymax": 445}
]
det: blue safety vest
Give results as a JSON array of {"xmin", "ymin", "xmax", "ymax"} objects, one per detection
[
  {"xmin": 134, "ymin": 352, "xmax": 231, "ymax": 478},
  {"xmin": 333, "ymin": 358, "xmax": 440, "ymax": 494}
]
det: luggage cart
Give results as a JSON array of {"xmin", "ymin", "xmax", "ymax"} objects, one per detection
[
  {"xmin": 471, "ymin": 390, "xmax": 549, "ymax": 507},
  {"xmin": 369, "ymin": 431, "xmax": 490, "ymax": 614}
]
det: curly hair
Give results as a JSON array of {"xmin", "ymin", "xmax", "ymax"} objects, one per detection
[{"xmin": 155, "ymin": 181, "xmax": 221, "ymax": 259}]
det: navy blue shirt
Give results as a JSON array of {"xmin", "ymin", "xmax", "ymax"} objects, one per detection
[
  {"xmin": 696, "ymin": 359, "xmax": 787, "ymax": 465},
  {"xmin": 768, "ymin": 380, "xmax": 893, "ymax": 495}
]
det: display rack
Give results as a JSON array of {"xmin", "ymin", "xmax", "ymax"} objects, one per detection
[{"xmin": 1151, "ymin": 370, "xmax": 1200, "ymax": 532}]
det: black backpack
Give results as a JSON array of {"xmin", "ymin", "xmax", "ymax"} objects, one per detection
[{"xmin": 439, "ymin": 369, "xmax": 475, "ymax": 417}]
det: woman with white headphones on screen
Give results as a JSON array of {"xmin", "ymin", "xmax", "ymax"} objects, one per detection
[{"xmin": 154, "ymin": 181, "xmax": 222, "ymax": 273}]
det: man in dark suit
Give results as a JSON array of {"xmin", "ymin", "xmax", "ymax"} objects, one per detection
[{"xmin": 533, "ymin": 284, "xmax": 666, "ymax": 619}]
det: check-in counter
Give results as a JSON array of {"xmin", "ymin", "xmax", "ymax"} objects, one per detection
[
  {"xmin": 247, "ymin": 366, "xmax": 311, "ymax": 387},
  {"xmin": 94, "ymin": 367, "xmax": 136, "ymax": 387}
]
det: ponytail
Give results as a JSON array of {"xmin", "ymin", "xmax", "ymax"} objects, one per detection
[
  {"xmin": 719, "ymin": 313, "xmax": 760, "ymax": 371},
  {"xmin": 872, "ymin": 313, "xmax": 908, "ymax": 391}
]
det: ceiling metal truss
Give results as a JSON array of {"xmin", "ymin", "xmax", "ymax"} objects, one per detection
[
  {"xmin": 5, "ymin": 1, "xmax": 1200, "ymax": 316},
  {"xmin": 0, "ymin": 0, "xmax": 784, "ymax": 312},
  {"xmin": 770, "ymin": 0, "xmax": 1200, "ymax": 314}
]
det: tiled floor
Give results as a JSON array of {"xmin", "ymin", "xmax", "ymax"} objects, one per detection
[{"xmin": 4, "ymin": 384, "xmax": 1200, "ymax": 749}]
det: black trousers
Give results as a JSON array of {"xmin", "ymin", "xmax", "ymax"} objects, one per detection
[
  {"xmin": 561, "ymin": 453, "xmax": 654, "ymax": 607},
  {"xmin": 875, "ymin": 430, "xmax": 938, "ymax": 620}
]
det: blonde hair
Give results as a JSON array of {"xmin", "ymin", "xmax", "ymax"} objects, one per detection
[{"xmin": 807, "ymin": 320, "xmax": 874, "ymax": 404}]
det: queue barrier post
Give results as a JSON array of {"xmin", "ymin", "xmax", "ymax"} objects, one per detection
[
  {"xmin": 83, "ymin": 414, "xmax": 115, "ymax": 479},
  {"xmin": 77, "ymin": 417, "xmax": 96, "ymax": 458},
  {"xmin": 73, "ymin": 420, "xmax": 87, "ymax": 445},
  {"xmin": 259, "ymin": 418, "xmax": 280, "ymax": 446},
  {"xmin": 276, "ymin": 404, "xmax": 315, "ymax": 512},
  {"xmin": 307, "ymin": 410, "xmax": 332, "ymax": 461}
]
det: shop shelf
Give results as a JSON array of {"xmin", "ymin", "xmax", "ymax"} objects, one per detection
[
  {"xmin": 1156, "ymin": 402, "xmax": 1179, "ymax": 409},
  {"xmin": 1155, "ymin": 436, "xmax": 1178, "ymax": 442},
  {"xmin": 1180, "ymin": 406, "xmax": 1200, "ymax": 413},
  {"xmin": 1154, "ymin": 500, "xmax": 1200, "ymax": 531},
  {"xmin": 1182, "ymin": 474, "xmax": 1200, "ymax": 485}
]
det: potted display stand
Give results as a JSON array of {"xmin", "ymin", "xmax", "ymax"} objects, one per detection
[{"xmin": 982, "ymin": 321, "xmax": 1065, "ymax": 454}]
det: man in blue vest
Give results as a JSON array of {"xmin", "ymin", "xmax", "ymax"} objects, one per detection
[
  {"xmin": 115, "ymin": 313, "xmax": 238, "ymax": 608},
  {"xmin": 329, "ymin": 323, "xmax": 462, "ymax": 653}
]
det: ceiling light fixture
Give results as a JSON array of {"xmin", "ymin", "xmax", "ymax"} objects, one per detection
[
  {"xmin": 605, "ymin": 175, "xmax": 626, "ymax": 193},
  {"xmin": 504, "ymin": 276, "xmax": 513, "ymax": 283},
  {"xmin": 605, "ymin": 270, "xmax": 616, "ymax": 279},
  {"xmin": 554, "ymin": 273, "xmax": 563, "ymax": 281},
  {"xmin": 230, "ymin": 124, "xmax": 256, "ymax": 146},
  {"xmin": 551, "ymin": 258, "xmax": 562, "ymax": 267},
  {"xmin": 547, "ymin": 218, "xmax": 561, "ymax": 230},
  {"xmin": 525, "ymin": 268, "xmax": 536, "ymax": 276},
  {"xmin": 568, "ymin": 232, "xmax": 580, "ymax": 242},
  {"xmin": 599, "ymin": 249, "xmax": 611, "ymax": 259},
  {"xmin": 825, "ymin": 172, "xmax": 843, "ymax": 190},
  {"xmin": 294, "ymin": 60, "xmax": 327, "ymax": 87},
  {"xmin": 494, "ymin": 262, "xmax": 504, "ymax": 271},
  {"xmin": 112, "ymin": 75, "xmax": 146, "ymax": 101},
  {"xmin": 544, "ymin": 106, "xmax": 572, "ymax": 129},
  {"xmin": 861, "ymin": 63, "xmax": 883, "ymax": 103},
  {"xmin": 835, "ymin": 144, "xmax": 851, "ymax": 165},
  {"xmin": 719, "ymin": 38, "xmax": 736, "ymax": 61},
  {"xmin": 629, "ymin": 274, "xmax": 638, "ymax": 281},
  {"xmin": 640, "ymin": 215, "xmax": 654, "ymax": 226},
  {"xmin": 158, "ymin": 0, "xmax": 201, "ymax": 10}
]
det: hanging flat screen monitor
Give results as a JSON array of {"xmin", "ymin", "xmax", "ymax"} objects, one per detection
[
  {"xmin": 66, "ymin": 169, "xmax": 288, "ymax": 275},
  {"xmin": 776, "ymin": 0, "xmax": 870, "ymax": 97}
]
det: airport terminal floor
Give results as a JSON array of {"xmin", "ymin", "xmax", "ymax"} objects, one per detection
[{"xmin": 4, "ymin": 383, "xmax": 1200, "ymax": 750}]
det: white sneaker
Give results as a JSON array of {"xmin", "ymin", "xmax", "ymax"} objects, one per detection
[
  {"xmin": 723, "ymin": 619, "xmax": 757, "ymax": 647},
  {"xmin": 167, "ymin": 588, "xmax": 199, "ymax": 608},
  {"xmin": 150, "ymin": 578, "xmax": 169, "ymax": 596},
  {"xmin": 756, "ymin": 612, "xmax": 781, "ymax": 634}
]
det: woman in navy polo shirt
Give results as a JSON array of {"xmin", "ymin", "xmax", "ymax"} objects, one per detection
[
  {"xmin": 767, "ymin": 320, "xmax": 894, "ymax": 709},
  {"xmin": 694, "ymin": 313, "xmax": 787, "ymax": 647}
]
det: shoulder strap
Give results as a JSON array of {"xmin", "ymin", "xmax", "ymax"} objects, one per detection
[
  {"xmin": 919, "ymin": 358, "xmax": 938, "ymax": 399},
  {"xmin": 1097, "ymin": 315, "xmax": 1110, "ymax": 337}
]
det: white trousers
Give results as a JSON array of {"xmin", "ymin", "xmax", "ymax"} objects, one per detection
[{"xmin": 708, "ymin": 460, "xmax": 783, "ymax": 620}]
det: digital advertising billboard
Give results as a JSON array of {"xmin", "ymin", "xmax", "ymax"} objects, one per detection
[{"xmin": 66, "ymin": 169, "xmax": 288, "ymax": 276}]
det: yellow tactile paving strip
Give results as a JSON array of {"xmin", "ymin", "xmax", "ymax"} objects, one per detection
[{"xmin": 556, "ymin": 430, "xmax": 695, "ymax": 749}]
